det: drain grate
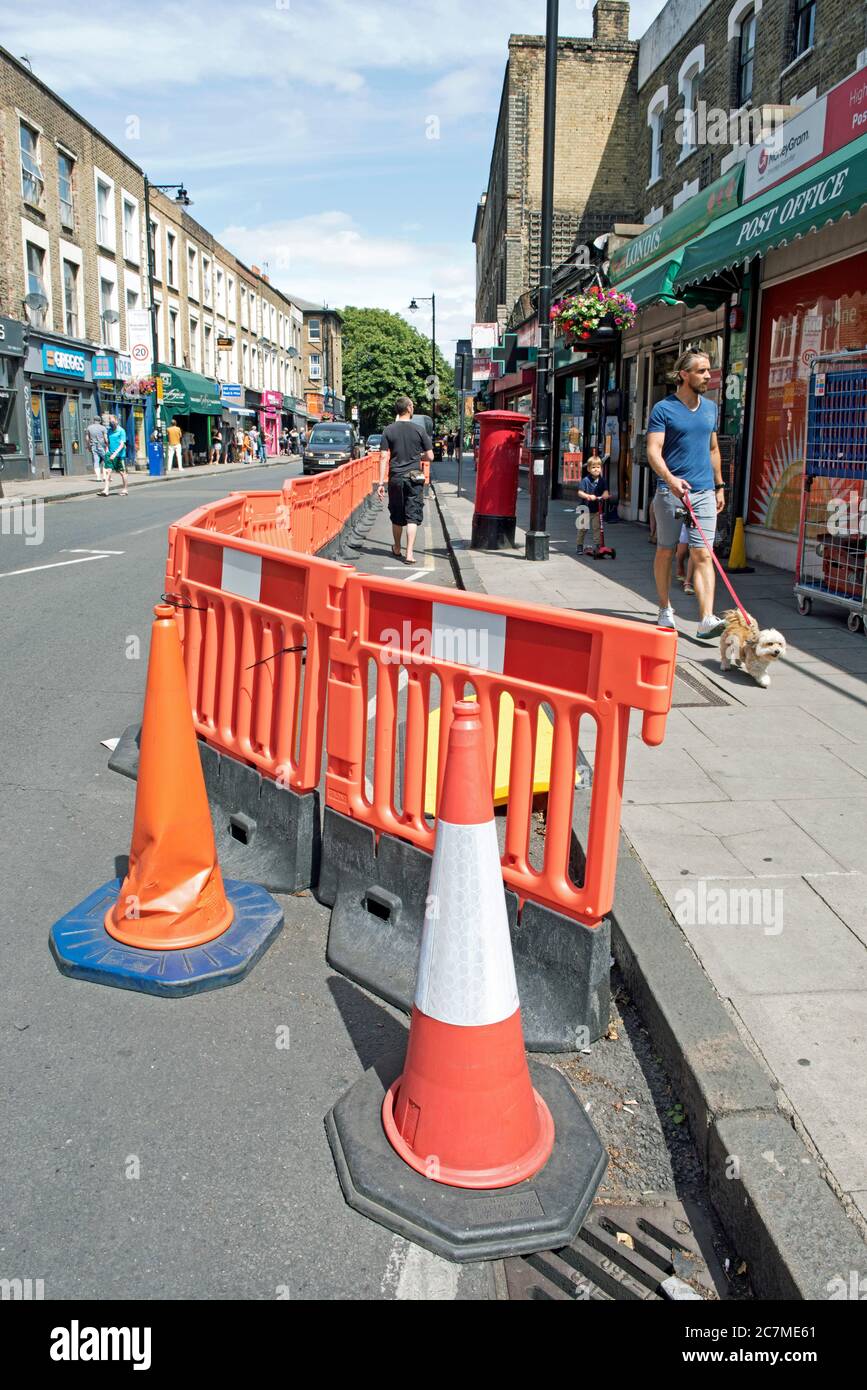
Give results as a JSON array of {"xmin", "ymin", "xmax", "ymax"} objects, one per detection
[
  {"xmin": 672, "ymin": 663, "xmax": 731, "ymax": 708},
  {"xmin": 504, "ymin": 1197, "xmax": 726, "ymax": 1301}
]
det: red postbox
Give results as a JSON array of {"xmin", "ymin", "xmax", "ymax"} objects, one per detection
[{"xmin": 471, "ymin": 410, "xmax": 529, "ymax": 549}]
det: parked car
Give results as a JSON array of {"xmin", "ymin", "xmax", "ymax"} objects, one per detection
[
  {"xmin": 366, "ymin": 433, "xmax": 383, "ymax": 452},
  {"xmin": 302, "ymin": 422, "xmax": 362, "ymax": 474}
]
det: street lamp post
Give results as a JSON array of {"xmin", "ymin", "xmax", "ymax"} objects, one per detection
[
  {"xmin": 408, "ymin": 293, "xmax": 437, "ymax": 438},
  {"xmin": 526, "ymin": 0, "xmax": 559, "ymax": 562},
  {"xmin": 143, "ymin": 178, "xmax": 192, "ymax": 371}
]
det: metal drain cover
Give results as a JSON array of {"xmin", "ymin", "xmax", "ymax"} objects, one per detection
[
  {"xmin": 672, "ymin": 664, "xmax": 731, "ymax": 708},
  {"xmin": 504, "ymin": 1197, "xmax": 726, "ymax": 1301}
]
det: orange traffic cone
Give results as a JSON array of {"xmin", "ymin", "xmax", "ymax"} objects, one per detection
[
  {"xmin": 327, "ymin": 701, "xmax": 607, "ymax": 1260},
  {"xmin": 382, "ymin": 701, "xmax": 554, "ymax": 1188},
  {"xmin": 50, "ymin": 604, "xmax": 283, "ymax": 995},
  {"xmin": 106, "ymin": 604, "xmax": 233, "ymax": 950}
]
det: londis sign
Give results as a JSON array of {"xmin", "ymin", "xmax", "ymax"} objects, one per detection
[{"xmin": 609, "ymin": 169, "xmax": 742, "ymax": 283}]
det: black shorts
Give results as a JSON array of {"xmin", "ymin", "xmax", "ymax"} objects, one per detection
[{"xmin": 388, "ymin": 475, "xmax": 424, "ymax": 526}]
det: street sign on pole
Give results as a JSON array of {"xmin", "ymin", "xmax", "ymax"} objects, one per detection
[{"xmin": 127, "ymin": 309, "xmax": 153, "ymax": 378}]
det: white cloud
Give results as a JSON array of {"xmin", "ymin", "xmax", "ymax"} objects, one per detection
[{"xmin": 218, "ymin": 211, "xmax": 475, "ymax": 352}]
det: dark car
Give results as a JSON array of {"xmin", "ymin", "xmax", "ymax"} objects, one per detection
[
  {"xmin": 366, "ymin": 433, "xmax": 383, "ymax": 452},
  {"xmin": 302, "ymin": 422, "xmax": 361, "ymax": 474}
]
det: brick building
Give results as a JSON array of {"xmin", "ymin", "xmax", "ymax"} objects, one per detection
[
  {"xmin": 290, "ymin": 297, "xmax": 345, "ymax": 421},
  {"xmin": 473, "ymin": 3, "xmax": 641, "ymax": 330},
  {"xmin": 0, "ymin": 46, "xmax": 146, "ymax": 477}
]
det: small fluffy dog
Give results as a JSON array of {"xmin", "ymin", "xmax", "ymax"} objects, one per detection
[{"xmin": 719, "ymin": 609, "xmax": 786, "ymax": 688}]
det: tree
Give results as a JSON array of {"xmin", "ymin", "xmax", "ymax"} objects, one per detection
[{"xmin": 341, "ymin": 306, "xmax": 456, "ymax": 438}]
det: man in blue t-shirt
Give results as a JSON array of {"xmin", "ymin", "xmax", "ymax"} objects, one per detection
[{"xmin": 646, "ymin": 349, "xmax": 726, "ymax": 638}]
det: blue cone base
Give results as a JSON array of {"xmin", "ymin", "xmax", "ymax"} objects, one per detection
[{"xmin": 49, "ymin": 877, "xmax": 283, "ymax": 996}]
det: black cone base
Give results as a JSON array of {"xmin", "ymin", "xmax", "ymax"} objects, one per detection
[{"xmin": 325, "ymin": 1051, "xmax": 607, "ymax": 1263}]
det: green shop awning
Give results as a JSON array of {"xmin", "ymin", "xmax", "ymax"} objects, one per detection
[
  {"xmin": 609, "ymin": 167, "xmax": 744, "ymax": 284},
  {"xmin": 157, "ymin": 364, "xmax": 222, "ymax": 417},
  {"xmin": 614, "ymin": 249, "xmax": 685, "ymax": 308},
  {"xmin": 676, "ymin": 132, "xmax": 867, "ymax": 293}
]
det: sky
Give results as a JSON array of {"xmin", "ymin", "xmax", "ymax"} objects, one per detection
[{"xmin": 3, "ymin": 0, "xmax": 665, "ymax": 357}]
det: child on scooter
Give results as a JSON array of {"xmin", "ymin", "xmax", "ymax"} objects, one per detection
[{"xmin": 575, "ymin": 451, "xmax": 609, "ymax": 554}]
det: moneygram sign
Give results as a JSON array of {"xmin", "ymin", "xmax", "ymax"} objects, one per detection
[{"xmin": 745, "ymin": 97, "xmax": 827, "ymax": 200}]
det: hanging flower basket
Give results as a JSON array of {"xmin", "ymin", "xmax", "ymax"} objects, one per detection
[{"xmin": 551, "ymin": 286, "xmax": 637, "ymax": 346}]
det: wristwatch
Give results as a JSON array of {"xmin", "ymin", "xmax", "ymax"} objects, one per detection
[{"xmin": 715, "ymin": 483, "xmax": 725, "ymax": 491}]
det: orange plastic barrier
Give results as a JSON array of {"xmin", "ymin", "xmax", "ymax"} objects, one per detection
[
  {"xmin": 166, "ymin": 527, "xmax": 349, "ymax": 792},
  {"xmin": 325, "ymin": 573, "xmax": 676, "ymax": 926}
]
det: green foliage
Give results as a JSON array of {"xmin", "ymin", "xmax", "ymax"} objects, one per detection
[{"xmin": 341, "ymin": 305, "xmax": 456, "ymax": 437}]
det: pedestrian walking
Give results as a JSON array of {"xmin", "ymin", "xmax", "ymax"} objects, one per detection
[
  {"xmin": 166, "ymin": 418, "xmax": 184, "ymax": 472},
  {"xmin": 299, "ymin": 427, "xmax": 308, "ymax": 453},
  {"xmin": 289, "ymin": 426, "xmax": 300, "ymax": 456},
  {"xmin": 85, "ymin": 417, "xmax": 108, "ymax": 481},
  {"xmin": 575, "ymin": 451, "xmax": 609, "ymax": 554},
  {"xmin": 257, "ymin": 427, "xmax": 267, "ymax": 463},
  {"xmin": 646, "ymin": 348, "xmax": 726, "ymax": 637},
  {"xmin": 210, "ymin": 426, "xmax": 223, "ymax": 464},
  {"xmin": 376, "ymin": 394, "xmax": 433, "ymax": 566},
  {"xmin": 248, "ymin": 424, "xmax": 259, "ymax": 461},
  {"xmin": 98, "ymin": 415, "xmax": 129, "ymax": 497},
  {"xmin": 280, "ymin": 427, "xmax": 289, "ymax": 455}
]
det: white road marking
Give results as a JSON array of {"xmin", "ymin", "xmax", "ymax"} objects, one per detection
[
  {"xmin": 101, "ymin": 737, "xmax": 120, "ymax": 751},
  {"xmin": 403, "ymin": 567, "xmax": 434, "ymax": 582},
  {"xmin": 61, "ymin": 547, "xmax": 125, "ymax": 555},
  {"xmin": 380, "ymin": 1236, "xmax": 459, "ymax": 1301},
  {"xmin": 0, "ymin": 554, "xmax": 112, "ymax": 579}
]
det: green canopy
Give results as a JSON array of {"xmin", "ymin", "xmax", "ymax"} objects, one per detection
[
  {"xmin": 613, "ymin": 249, "xmax": 685, "ymax": 308},
  {"xmin": 676, "ymin": 133, "xmax": 867, "ymax": 293},
  {"xmin": 609, "ymin": 167, "xmax": 743, "ymax": 284},
  {"xmin": 156, "ymin": 364, "xmax": 222, "ymax": 417}
]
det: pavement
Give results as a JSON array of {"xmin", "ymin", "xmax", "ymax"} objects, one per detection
[
  {"xmin": 433, "ymin": 454, "xmax": 867, "ymax": 1280},
  {"xmin": 0, "ymin": 452, "xmax": 295, "ymax": 506}
]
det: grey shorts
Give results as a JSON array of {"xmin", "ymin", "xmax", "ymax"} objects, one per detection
[{"xmin": 654, "ymin": 487, "xmax": 716, "ymax": 550}]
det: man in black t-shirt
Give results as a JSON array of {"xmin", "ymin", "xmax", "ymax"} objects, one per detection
[{"xmin": 377, "ymin": 395, "xmax": 433, "ymax": 565}]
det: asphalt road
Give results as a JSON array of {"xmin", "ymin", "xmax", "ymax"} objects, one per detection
[{"xmin": 0, "ymin": 464, "xmax": 490, "ymax": 1300}]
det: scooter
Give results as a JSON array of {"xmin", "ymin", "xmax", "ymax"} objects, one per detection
[{"xmin": 589, "ymin": 503, "xmax": 616, "ymax": 560}]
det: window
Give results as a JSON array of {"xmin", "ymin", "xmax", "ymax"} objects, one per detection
[
  {"xmin": 96, "ymin": 177, "xmax": 114, "ymax": 248},
  {"xmin": 187, "ymin": 244, "xmax": 198, "ymax": 299},
  {"xmin": 309, "ymin": 352, "xmax": 322, "ymax": 379},
  {"xmin": 148, "ymin": 217, "xmax": 162, "ymax": 278},
  {"xmin": 308, "ymin": 317, "xmax": 321, "ymax": 341},
  {"xmin": 99, "ymin": 276, "xmax": 118, "ymax": 347},
  {"xmin": 227, "ymin": 274, "xmax": 236, "ymax": 321},
  {"xmin": 251, "ymin": 345, "xmax": 259, "ymax": 384},
  {"xmin": 20, "ymin": 122, "xmax": 44, "ymax": 207},
  {"xmin": 189, "ymin": 316, "xmax": 199, "ymax": 371},
  {"xmin": 250, "ymin": 291, "xmax": 257, "ymax": 331},
  {"xmin": 166, "ymin": 230, "xmax": 177, "ymax": 287},
  {"xmin": 202, "ymin": 255, "xmax": 212, "ymax": 305},
  {"xmin": 793, "ymin": 0, "xmax": 815, "ymax": 58},
  {"xmin": 122, "ymin": 196, "xmax": 138, "ymax": 262},
  {"xmin": 62, "ymin": 260, "xmax": 79, "ymax": 337},
  {"xmin": 169, "ymin": 308, "xmax": 178, "ymax": 365},
  {"xmin": 26, "ymin": 241, "xmax": 47, "ymax": 305},
  {"xmin": 737, "ymin": 10, "xmax": 757, "ymax": 106},
  {"xmin": 240, "ymin": 283, "xmax": 248, "ymax": 328},
  {"xmin": 242, "ymin": 340, "xmax": 249, "ymax": 384},
  {"xmin": 215, "ymin": 266, "xmax": 225, "ymax": 315},
  {"xmin": 204, "ymin": 323, "xmax": 213, "ymax": 375},
  {"xmin": 678, "ymin": 48, "xmax": 704, "ymax": 159},
  {"xmin": 58, "ymin": 150, "xmax": 75, "ymax": 227},
  {"xmin": 646, "ymin": 86, "xmax": 669, "ymax": 185},
  {"xmin": 126, "ymin": 286, "xmax": 139, "ymax": 317}
]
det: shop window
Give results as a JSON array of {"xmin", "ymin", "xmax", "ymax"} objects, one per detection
[
  {"xmin": 63, "ymin": 260, "xmax": 79, "ymax": 337},
  {"xmin": 20, "ymin": 121, "xmax": 44, "ymax": 208},
  {"xmin": 58, "ymin": 150, "xmax": 75, "ymax": 228},
  {"xmin": 792, "ymin": 0, "xmax": 816, "ymax": 60}
]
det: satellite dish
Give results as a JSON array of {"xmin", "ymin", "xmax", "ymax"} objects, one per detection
[
  {"xmin": 102, "ymin": 309, "xmax": 120, "ymax": 324},
  {"xmin": 24, "ymin": 292, "xmax": 48, "ymax": 312}
]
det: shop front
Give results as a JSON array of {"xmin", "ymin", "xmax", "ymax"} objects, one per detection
[
  {"xmin": 94, "ymin": 352, "xmax": 146, "ymax": 469},
  {"xmin": 260, "ymin": 389, "xmax": 283, "ymax": 455},
  {"xmin": 156, "ymin": 363, "xmax": 222, "ymax": 464},
  {"xmin": 0, "ymin": 315, "xmax": 30, "ymax": 481},
  {"xmin": 675, "ymin": 120, "xmax": 867, "ymax": 569},
  {"xmin": 24, "ymin": 333, "xmax": 99, "ymax": 477}
]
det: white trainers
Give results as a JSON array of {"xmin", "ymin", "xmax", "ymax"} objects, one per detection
[
  {"xmin": 657, "ymin": 605, "xmax": 676, "ymax": 629},
  {"xmin": 696, "ymin": 614, "xmax": 726, "ymax": 640}
]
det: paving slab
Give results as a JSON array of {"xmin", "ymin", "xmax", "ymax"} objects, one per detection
[
  {"xmin": 804, "ymin": 872, "xmax": 867, "ymax": 949},
  {"xmin": 688, "ymin": 741, "xmax": 867, "ymax": 800},
  {"xmin": 777, "ymin": 795, "xmax": 867, "ymax": 871},
  {"xmin": 657, "ymin": 798, "xmax": 796, "ymax": 837},
  {"xmin": 733, "ymin": 991, "xmax": 867, "ymax": 1194},
  {"xmin": 622, "ymin": 831, "xmax": 749, "ymax": 881},
  {"xmin": 655, "ymin": 876, "xmax": 867, "ymax": 999},
  {"xmin": 722, "ymin": 823, "xmax": 847, "ymax": 876}
]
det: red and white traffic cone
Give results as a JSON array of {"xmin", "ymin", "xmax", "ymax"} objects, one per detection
[
  {"xmin": 326, "ymin": 701, "xmax": 607, "ymax": 1262},
  {"xmin": 382, "ymin": 700, "xmax": 554, "ymax": 1188}
]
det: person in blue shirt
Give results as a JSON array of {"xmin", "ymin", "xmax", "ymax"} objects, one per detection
[
  {"xmin": 98, "ymin": 415, "xmax": 129, "ymax": 497},
  {"xmin": 646, "ymin": 349, "xmax": 726, "ymax": 638}
]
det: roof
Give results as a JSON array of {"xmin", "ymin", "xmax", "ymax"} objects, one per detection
[{"xmin": 289, "ymin": 296, "xmax": 345, "ymax": 320}]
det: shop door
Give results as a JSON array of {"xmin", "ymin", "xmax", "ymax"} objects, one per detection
[
  {"xmin": 63, "ymin": 395, "xmax": 86, "ymax": 474},
  {"xmin": 45, "ymin": 394, "xmax": 65, "ymax": 472}
]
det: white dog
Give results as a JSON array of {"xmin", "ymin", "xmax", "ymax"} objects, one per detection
[{"xmin": 719, "ymin": 609, "xmax": 786, "ymax": 688}]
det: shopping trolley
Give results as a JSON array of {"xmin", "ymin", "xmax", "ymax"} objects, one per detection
[{"xmin": 794, "ymin": 350, "xmax": 867, "ymax": 633}]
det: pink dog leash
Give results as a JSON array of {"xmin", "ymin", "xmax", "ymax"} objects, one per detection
[{"xmin": 680, "ymin": 491, "xmax": 753, "ymax": 626}]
